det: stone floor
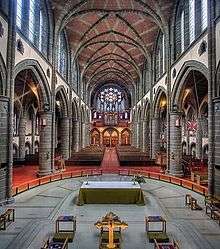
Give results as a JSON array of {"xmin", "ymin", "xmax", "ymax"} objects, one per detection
[{"xmin": 0, "ymin": 174, "xmax": 220, "ymax": 249}]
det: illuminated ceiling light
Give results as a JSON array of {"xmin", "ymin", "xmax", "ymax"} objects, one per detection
[
  {"xmin": 185, "ymin": 88, "xmax": 191, "ymax": 95},
  {"xmin": 160, "ymin": 100, "xmax": 167, "ymax": 108}
]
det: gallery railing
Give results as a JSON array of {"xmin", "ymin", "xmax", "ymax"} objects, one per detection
[{"xmin": 12, "ymin": 168, "xmax": 208, "ymax": 197}]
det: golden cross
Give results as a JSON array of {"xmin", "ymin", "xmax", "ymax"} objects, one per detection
[{"xmin": 95, "ymin": 212, "xmax": 128, "ymax": 249}]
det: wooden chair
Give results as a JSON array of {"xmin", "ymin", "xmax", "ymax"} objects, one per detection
[
  {"xmin": 41, "ymin": 237, "xmax": 68, "ymax": 249},
  {"xmin": 0, "ymin": 208, "xmax": 15, "ymax": 230},
  {"xmin": 212, "ymin": 210, "xmax": 220, "ymax": 226},
  {"xmin": 154, "ymin": 239, "xmax": 180, "ymax": 249},
  {"xmin": 184, "ymin": 194, "xmax": 202, "ymax": 210}
]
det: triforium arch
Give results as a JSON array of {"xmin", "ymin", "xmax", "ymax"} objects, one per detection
[
  {"xmin": 90, "ymin": 128, "xmax": 101, "ymax": 146},
  {"xmin": 13, "ymin": 59, "xmax": 51, "ymax": 110},
  {"xmin": 71, "ymin": 98, "xmax": 80, "ymax": 153},
  {"xmin": 13, "ymin": 59, "xmax": 52, "ymax": 177},
  {"xmin": 0, "ymin": 52, "xmax": 6, "ymax": 96},
  {"xmin": 121, "ymin": 128, "xmax": 131, "ymax": 146},
  {"xmin": 55, "ymin": 86, "xmax": 70, "ymax": 159},
  {"xmin": 141, "ymin": 99, "xmax": 151, "ymax": 153},
  {"xmin": 152, "ymin": 87, "xmax": 167, "ymax": 159},
  {"xmin": 169, "ymin": 60, "xmax": 208, "ymax": 176},
  {"xmin": 80, "ymin": 105, "xmax": 89, "ymax": 148},
  {"xmin": 102, "ymin": 127, "xmax": 119, "ymax": 147},
  {"xmin": 171, "ymin": 60, "xmax": 208, "ymax": 108}
]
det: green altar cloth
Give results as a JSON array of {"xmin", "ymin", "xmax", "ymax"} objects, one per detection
[{"xmin": 77, "ymin": 181, "xmax": 145, "ymax": 205}]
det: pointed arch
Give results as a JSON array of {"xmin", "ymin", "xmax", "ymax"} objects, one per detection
[
  {"xmin": 14, "ymin": 59, "xmax": 52, "ymax": 111},
  {"xmin": 0, "ymin": 52, "xmax": 6, "ymax": 96},
  {"xmin": 55, "ymin": 85, "xmax": 69, "ymax": 117},
  {"xmin": 171, "ymin": 60, "xmax": 208, "ymax": 108},
  {"xmin": 153, "ymin": 86, "xmax": 167, "ymax": 115}
]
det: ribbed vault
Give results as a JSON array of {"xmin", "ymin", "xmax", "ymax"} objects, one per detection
[{"xmin": 51, "ymin": 0, "xmax": 174, "ymax": 89}]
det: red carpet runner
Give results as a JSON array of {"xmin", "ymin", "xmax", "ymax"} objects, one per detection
[{"xmin": 100, "ymin": 147, "xmax": 120, "ymax": 171}]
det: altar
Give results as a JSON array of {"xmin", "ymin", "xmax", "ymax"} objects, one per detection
[{"xmin": 77, "ymin": 181, "xmax": 145, "ymax": 205}]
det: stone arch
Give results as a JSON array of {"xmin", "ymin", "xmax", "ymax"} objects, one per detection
[
  {"xmin": 90, "ymin": 128, "xmax": 100, "ymax": 145},
  {"xmin": 142, "ymin": 99, "xmax": 150, "ymax": 121},
  {"xmin": 137, "ymin": 105, "xmax": 142, "ymax": 122},
  {"xmin": 14, "ymin": 59, "xmax": 51, "ymax": 110},
  {"xmin": 55, "ymin": 85, "xmax": 69, "ymax": 117},
  {"xmin": 190, "ymin": 142, "xmax": 196, "ymax": 157},
  {"xmin": 34, "ymin": 140, "xmax": 39, "ymax": 154},
  {"xmin": 72, "ymin": 98, "xmax": 79, "ymax": 121},
  {"xmin": 203, "ymin": 144, "xmax": 209, "ymax": 159},
  {"xmin": 13, "ymin": 143, "xmax": 19, "ymax": 158},
  {"xmin": 102, "ymin": 128, "xmax": 119, "ymax": 137},
  {"xmin": 216, "ymin": 60, "xmax": 220, "ymax": 97},
  {"xmin": 25, "ymin": 141, "xmax": 31, "ymax": 156},
  {"xmin": 182, "ymin": 141, "xmax": 187, "ymax": 156},
  {"xmin": 80, "ymin": 105, "xmax": 86, "ymax": 122},
  {"xmin": 171, "ymin": 60, "xmax": 208, "ymax": 108},
  {"xmin": 199, "ymin": 97, "xmax": 208, "ymax": 116},
  {"xmin": 153, "ymin": 86, "xmax": 167, "ymax": 116},
  {"xmin": 121, "ymin": 128, "xmax": 131, "ymax": 146},
  {"xmin": 0, "ymin": 52, "xmax": 6, "ymax": 96}
]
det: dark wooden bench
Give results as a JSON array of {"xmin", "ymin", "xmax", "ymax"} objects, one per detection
[
  {"xmin": 212, "ymin": 210, "xmax": 220, "ymax": 225},
  {"xmin": 185, "ymin": 194, "xmax": 202, "ymax": 210},
  {"xmin": 0, "ymin": 208, "xmax": 15, "ymax": 230}
]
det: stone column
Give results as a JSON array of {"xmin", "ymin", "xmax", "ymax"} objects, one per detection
[
  {"xmin": 142, "ymin": 121, "xmax": 147, "ymax": 152},
  {"xmin": 135, "ymin": 122, "xmax": 140, "ymax": 148},
  {"xmin": 38, "ymin": 111, "xmax": 53, "ymax": 176},
  {"xmin": 169, "ymin": 111, "xmax": 183, "ymax": 176},
  {"xmin": 138, "ymin": 121, "xmax": 143, "ymax": 149},
  {"xmin": 82, "ymin": 123, "xmax": 86, "ymax": 148},
  {"xmin": 186, "ymin": 130, "xmax": 190, "ymax": 155},
  {"xmin": 31, "ymin": 113, "xmax": 36, "ymax": 154},
  {"xmin": 131, "ymin": 122, "xmax": 136, "ymax": 146},
  {"xmin": 86, "ymin": 123, "xmax": 90, "ymax": 146},
  {"xmin": 214, "ymin": 98, "xmax": 220, "ymax": 197},
  {"xmin": 152, "ymin": 117, "xmax": 160, "ymax": 159},
  {"xmin": 0, "ymin": 97, "xmax": 9, "ymax": 202},
  {"xmin": 142, "ymin": 121, "xmax": 150, "ymax": 155},
  {"xmin": 18, "ymin": 112, "xmax": 26, "ymax": 160},
  {"xmin": 196, "ymin": 117, "xmax": 203, "ymax": 159},
  {"xmin": 60, "ymin": 116, "xmax": 70, "ymax": 159},
  {"xmin": 72, "ymin": 120, "xmax": 80, "ymax": 153}
]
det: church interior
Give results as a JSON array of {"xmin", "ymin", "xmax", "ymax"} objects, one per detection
[{"xmin": 0, "ymin": 0, "xmax": 220, "ymax": 248}]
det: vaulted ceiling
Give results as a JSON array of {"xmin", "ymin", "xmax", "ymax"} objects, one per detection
[{"xmin": 51, "ymin": 0, "xmax": 175, "ymax": 89}]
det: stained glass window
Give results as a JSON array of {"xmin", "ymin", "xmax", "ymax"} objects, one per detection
[
  {"xmin": 29, "ymin": 0, "xmax": 35, "ymax": 42},
  {"xmin": 189, "ymin": 0, "xmax": 195, "ymax": 44},
  {"xmin": 97, "ymin": 87, "xmax": 125, "ymax": 112},
  {"xmin": 201, "ymin": 0, "xmax": 208, "ymax": 31},
  {"xmin": 16, "ymin": 0, "xmax": 22, "ymax": 29}
]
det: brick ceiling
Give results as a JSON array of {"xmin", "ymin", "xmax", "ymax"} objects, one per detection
[{"xmin": 51, "ymin": 0, "xmax": 174, "ymax": 88}]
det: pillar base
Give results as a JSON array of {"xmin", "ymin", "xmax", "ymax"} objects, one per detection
[
  {"xmin": 167, "ymin": 170, "xmax": 184, "ymax": 178},
  {"xmin": 0, "ymin": 197, "xmax": 15, "ymax": 206},
  {"xmin": 37, "ymin": 169, "xmax": 53, "ymax": 177}
]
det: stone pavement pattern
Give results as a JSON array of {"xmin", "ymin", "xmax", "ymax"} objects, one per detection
[{"xmin": 0, "ymin": 175, "xmax": 220, "ymax": 249}]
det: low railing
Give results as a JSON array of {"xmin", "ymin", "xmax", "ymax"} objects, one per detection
[{"xmin": 12, "ymin": 168, "xmax": 208, "ymax": 197}]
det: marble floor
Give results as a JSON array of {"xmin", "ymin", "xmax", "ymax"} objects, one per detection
[{"xmin": 0, "ymin": 175, "xmax": 220, "ymax": 249}]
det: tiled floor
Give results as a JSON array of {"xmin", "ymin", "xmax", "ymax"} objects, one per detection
[{"xmin": 1, "ymin": 175, "xmax": 219, "ymax": 249}]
